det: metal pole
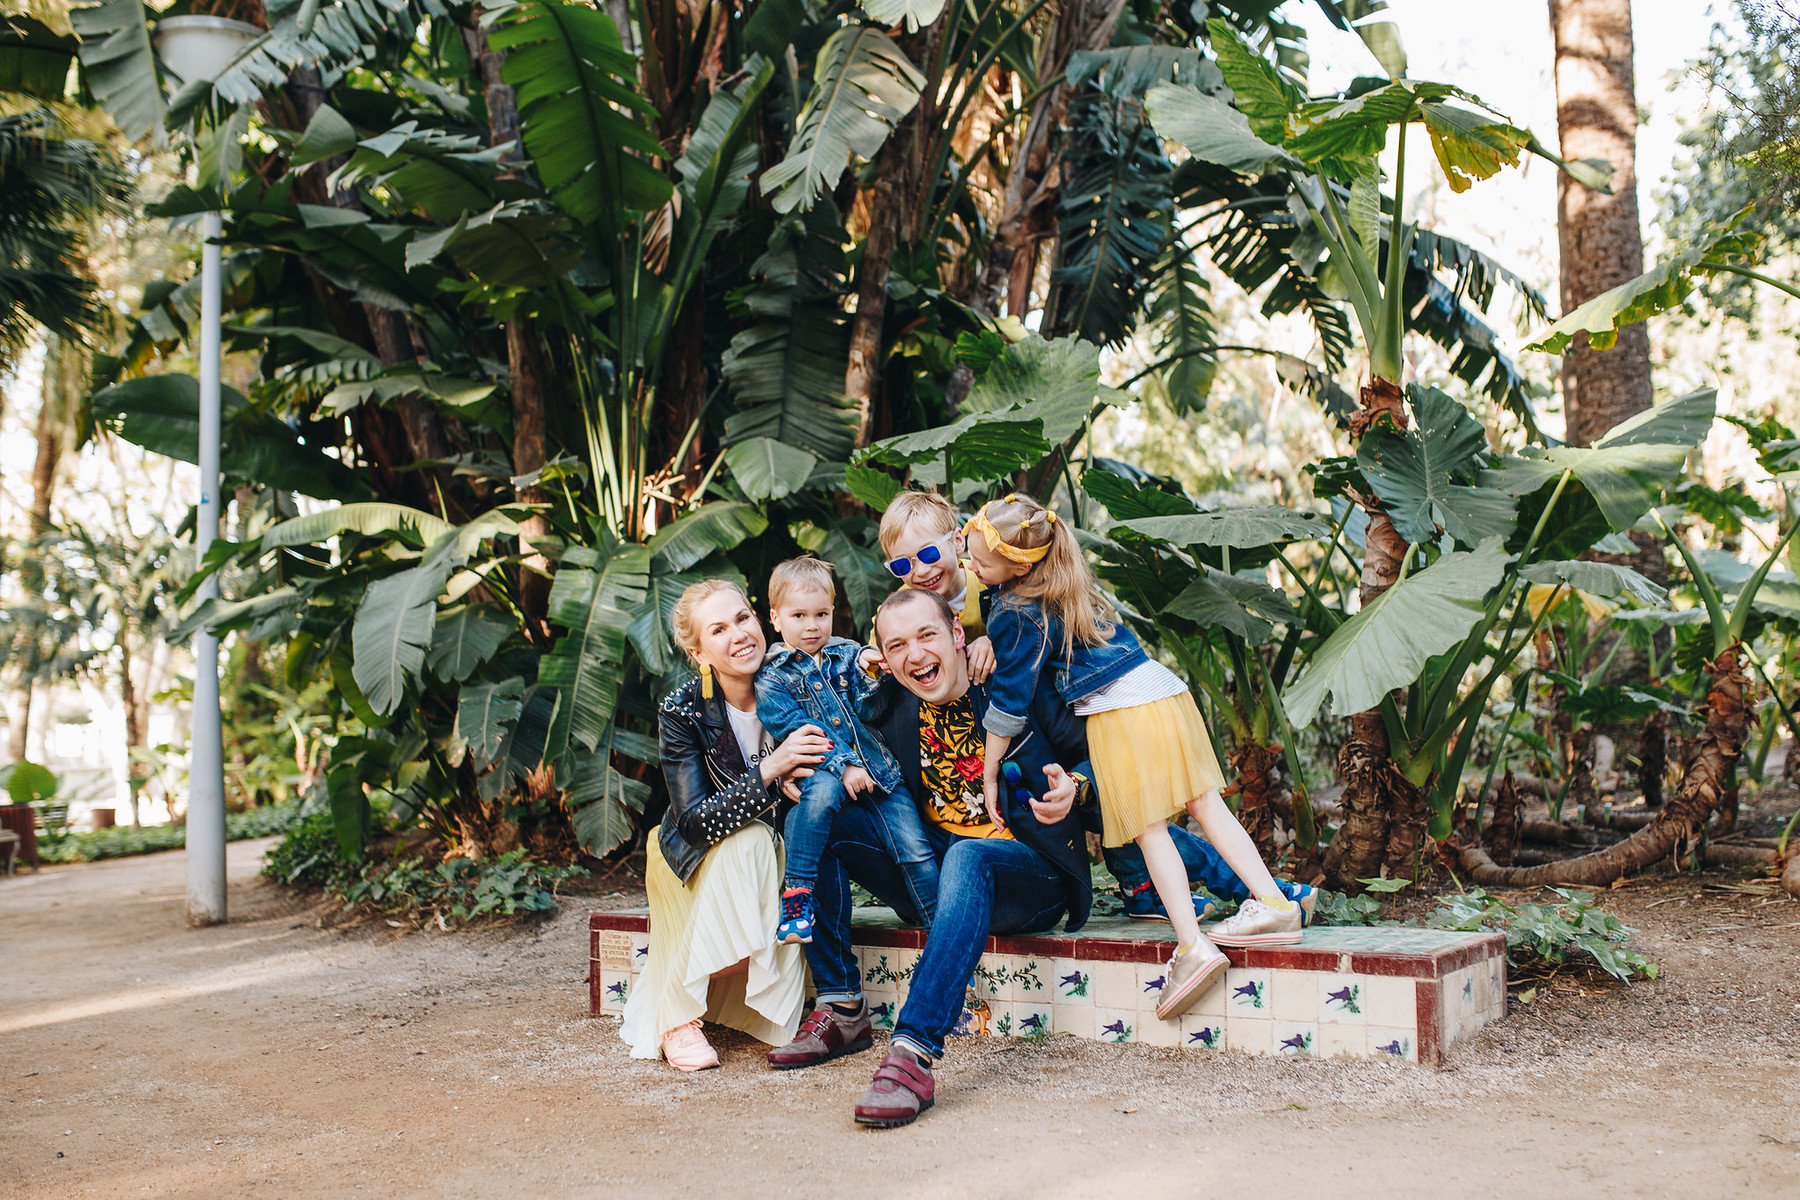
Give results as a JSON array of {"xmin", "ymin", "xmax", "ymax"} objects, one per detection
[{"xmin": 186, "ymin": 210, "xmax": 227, "ymax": 927}]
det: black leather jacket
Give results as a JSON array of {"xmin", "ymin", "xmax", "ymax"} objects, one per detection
[{"xmin": 655, "ymin": 677, "xmax": 787, "ymax": 884}]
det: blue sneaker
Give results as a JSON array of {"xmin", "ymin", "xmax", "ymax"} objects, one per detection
[
  {"xmin": 1276, "ymin": 881, "xmax": 1318, "ymax": 926},
  {"xmin": 777, "ymin": 887, "xmax": 816, "ymax": 944},
  {"xmin": 1120, "ymin": 882, "xmax": 1219, "ymax": 923}
]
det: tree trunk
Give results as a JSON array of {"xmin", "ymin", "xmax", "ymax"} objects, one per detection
[
  {"xmin": 1226, "ymin": 740, "xmax": 1282, "ymax": 860},
  {"xmin": 1639, "ymin": 706, "xmax": 1668, "ymax": 806},
  {"xmin": 845, "ymin": 139, "xmax": 907, "ymax": 445},
  {"xmin": 121, "ymin": 635, "xmax": 143, "ymax": 827},
  {"xmin": 1460, "ymin": 645, "xmax": 1748, "ymax": 886},
  {"xmin": 1485, "ymin": 770, "xmax": 1522, "ymax": 866},
  {"xmin": 1550, "ymin": 0, "xmax": 1653, "ymax": 448},
  {"xmin": 506, "ymin": 318, "xmax": 553, "ymax": 635}
]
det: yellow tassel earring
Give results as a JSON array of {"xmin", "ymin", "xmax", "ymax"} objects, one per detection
[{"xmin": 700, "ymin": 662, "xmax": 714, "ymax": 699}]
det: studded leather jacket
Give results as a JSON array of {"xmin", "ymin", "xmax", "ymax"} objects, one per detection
[{"xmin": 656, "ymin": 676, "xmax": 787, "ymax": 884}]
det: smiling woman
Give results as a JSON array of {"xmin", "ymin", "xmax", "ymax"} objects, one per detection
[{"xmin": 618, "ymin": 581, "xmax": 829, "ymax": 1071}]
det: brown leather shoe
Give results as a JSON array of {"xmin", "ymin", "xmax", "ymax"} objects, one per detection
[
  {"xmin": 854, "ymin": 1049, "xmax": 934, "ymax": 1128},
  {"xmin": 767, "ymin": 1001, "xmax": 873, "ymax": 1071}
]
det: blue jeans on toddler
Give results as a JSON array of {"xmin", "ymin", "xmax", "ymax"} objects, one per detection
[{"xmin": 784, "ymin": 770, "xmax": 938, "ymax": 926}]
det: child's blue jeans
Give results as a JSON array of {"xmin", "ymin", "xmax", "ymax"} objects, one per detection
[{"xmin": 784, "ymin": 770, "xmax": 939, "ymax": 925}]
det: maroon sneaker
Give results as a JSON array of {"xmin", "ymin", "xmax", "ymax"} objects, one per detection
[
  {"xmin": 853, "ymin": 1048, "xmax": 934, "ymax": 1128},
  {"xmin": 767, "ymin": 1001, "xmax": 873, "ymax": 1070}
]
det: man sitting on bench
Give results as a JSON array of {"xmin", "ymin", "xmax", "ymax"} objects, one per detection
[{"xmin": 766, "ymin": 586, "xmax": 1097, "ymax": 1128}]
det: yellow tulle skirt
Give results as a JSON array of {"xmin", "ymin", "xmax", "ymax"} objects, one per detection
[{"xmin": 1087, "ymin": 692, "xmax": 1228, "ymax": 847}]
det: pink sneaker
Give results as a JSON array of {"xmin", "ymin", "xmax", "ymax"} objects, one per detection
[
  {"xmin": 1154, "ymin": 936, "xmax": 1229, "ymax": 1020},
  {"xmin": 662, "ymin": 1020, "xmax": 720, "ymax": 1072}
]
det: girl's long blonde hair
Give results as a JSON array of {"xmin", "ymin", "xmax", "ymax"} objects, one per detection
[{"xmin": 979, "ymin": 494, "xmax": 1116, "ymax": 655}]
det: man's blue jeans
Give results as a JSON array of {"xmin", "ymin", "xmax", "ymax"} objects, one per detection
[
  {"xmin": 804, "ymin": 813, "xmax": 1065, "ymax": 1059},
  {"xmin": 1103, "ymin": 822, "xmax": 1254, "ymax": 902},
  {"xmin": 784, "ymin": 770, "xmax": 937, "ymax": 923}
]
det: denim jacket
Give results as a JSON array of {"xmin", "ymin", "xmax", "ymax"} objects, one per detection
[
  {"xmin": 982, "ymin": 592, "xmax": 1148, "ymax": 738},
  {"xmin": 755, "ymin": 637, "xmax": 905, "ymax": 795}
]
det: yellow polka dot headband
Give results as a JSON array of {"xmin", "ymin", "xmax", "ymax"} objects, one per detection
[{"xmin": 964, "ymin": 495, "xmax": 1056, "ymax": 564}]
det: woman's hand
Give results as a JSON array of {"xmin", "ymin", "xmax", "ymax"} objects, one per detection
[{"xmin": 761, "ymin": 725, "xmax": 831, "ymax": 786}]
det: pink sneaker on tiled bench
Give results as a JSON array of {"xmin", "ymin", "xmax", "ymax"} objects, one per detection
[{"xmin": 589, "ymin": 910, "xmax": 1507, "ymax": 1069}]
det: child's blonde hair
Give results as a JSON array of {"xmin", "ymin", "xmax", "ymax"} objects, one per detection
[
  {"xmin": 973, "ymin": 493, "xmax": 1115, "ymax": 655},
  {"xmin": 768, "ymin": 555, "xmax": 836, "ymax": 609},
  {"xmin": 878, "ymin": 489, "xmax": 961, "ymax": 552},
  {"xmin": 670, "ymin": 579, "xmax": 752, "ymax": 665}
]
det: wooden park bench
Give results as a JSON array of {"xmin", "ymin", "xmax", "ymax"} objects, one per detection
[{"xmin": 588, "ymin": 907, "xmax": 1507, "ymax": 1068}]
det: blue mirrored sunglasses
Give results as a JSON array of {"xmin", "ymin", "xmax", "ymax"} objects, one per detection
[{"xmin": 886, "ymin": 538, "xmax": 952, "ymax": 579}]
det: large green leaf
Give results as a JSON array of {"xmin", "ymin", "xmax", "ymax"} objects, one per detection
[
  {"xmin": 427, "ymin": 606, "xmax": 514, "ymax": 682},
  {"xmin": 646, "ymin": 503, "xmax": 769, "ymax": 573},
  {"xmin": 565, "ymin": 735, "xmax": 653, "ymax": 856},
  {"xmin": 1203, "ymin": 17, "xmax": 1302, "ymax": 145},
  {"xmin": 1283, "ymin": 537, "xmax": 1512, "ymax": 727},
  {"xmin": 1593, "ymin": 387, "xmax": 1718, "ymax": 450},
  {"xmin": 627, "ymin": 566, "xmax": 719, "ymax": 678},
  {"xmin": 760, "ymin": 24, "xmax": 923, "ymax": 214},
  {"xmin": 0, "ymin": 16, "xmax": 78, "ymax": 101},
  {"xmin": 862, "ymin": 0, "xmax": 947, "ymax": 32},
  {"xmin": 861, "ymin": 412, "xmax": 1049, "ymax": 485},
  {"xmin": 665, "ymin": 58, "xmax": 772, "ymax": 309},
  {"xmin": 263, "ymin": 502, "xmax": 453, "ymax": 550},
  {"xmin": 451, "ymin": 678, "xmax": 523, "ymax": 768},
  {"xmin": 1145, "ymin": 81, "xmax": 1290, "ymax": 175},
  {"xmin": 352, "ymin": 550, "xmax": 454, "ymax": 716},
  {"xmin": 1162, "ymin": 568, "xmax": 1297, "ymax": 644},
  {"xmin": 1525, "ymin": 218, "xmax": 1763, "ymax": 354},
  {"xmin": 1115, "ymin": 506, "xmax": 1333, "ymax": 549},
  {"xmin": 69, "ymin": 0, "xmax": 162, "ymax": 143},
  {"xmin": 1357, "ymin": 385, "xmax": 1517, "ymax": 547},
  {"xmin": 539, "ymin": 543, "xmax": 650, "ymax": 772},
  {"xmin": 494, "ymin": 0, "xmax": 670, "ymax": 228},
  {"xmin": 724, "ymin": 437, "xmax": 818, "ymax": 502},
  {"xmin": 1518, "ymin": 560, "xmax": 1665, "ymax": 606},
  {"xmin": 1067, "ymin": 46, "xmax": 1220, "ymax": 97},
  {"xmin": 960, "ymin": 335, "xmax": 1119, "ymax": 443},
  {"xmin": 90, "ymin": 374, "xmax": 371, "ymax": 502}
]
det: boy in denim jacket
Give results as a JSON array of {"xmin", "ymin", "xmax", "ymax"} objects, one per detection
[{"xmin": 756, "ymin": 557, "xmax": 938, "ymax": 944}]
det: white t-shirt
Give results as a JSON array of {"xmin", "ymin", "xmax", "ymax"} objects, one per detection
[
  {"xmin": 724, "ymin": 702, "xmax": 775, "ymax": 775},
  {"xmin": 1071, "ymin": 659, "xmax": 1189, "ymax": 715}
]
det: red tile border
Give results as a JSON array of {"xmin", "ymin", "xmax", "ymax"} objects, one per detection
[{"xmin": 1414, "ymin": 979, "xmax": 1442, "ymax": 1069}]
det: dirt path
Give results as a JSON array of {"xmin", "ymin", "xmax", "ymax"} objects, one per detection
[{"xmin": 2, "ymin": 840, "xmax": 1797, "ymax": 1199}]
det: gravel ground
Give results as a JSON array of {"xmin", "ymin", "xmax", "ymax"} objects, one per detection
[{"xmin": 2, "ymin": 836, "xmax": 1797, "ymax": 1198}]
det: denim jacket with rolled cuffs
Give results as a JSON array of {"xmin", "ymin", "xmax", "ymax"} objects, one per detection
[
  {"xmin": 754, "ymin": 636, "xmax": 905, "ymax": 796},
  {"xmin": 657, "ymin": 677, "xmax": 787, "ymax": 885},
  {"xmin": 981, "ymin": 592, "xmax": 1149, "ymax": 738}
]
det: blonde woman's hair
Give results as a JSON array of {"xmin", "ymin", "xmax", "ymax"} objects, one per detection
[
  {"xmin": 768, "ymin": 555, "xmax": 837, "ymax": 609},
  {"xmin": 670, "ymin": 579, "xmax": 752, "ymax": 665},
  {"xmin": 980, "ymin": 494, "xmax": 1115, "ymax": 655},
  {"xmin": 879, "ymin": 489, "xmax": 961, "ymax": 552}
]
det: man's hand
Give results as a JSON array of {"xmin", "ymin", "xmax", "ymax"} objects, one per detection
[
  {"xmin": 966, "ymin": 635, "xmax": 996, "ymax": 684},
  {"xmin": 1030, "ymin": 764, "xmax": 1078, "ymax": 824},
  {"xmin": 842, "ymin": 764, "xmax": 878, "ymax": 799}
]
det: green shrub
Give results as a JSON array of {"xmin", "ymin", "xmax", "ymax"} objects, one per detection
[
  {"xmin": 261, "ymin": 812, "xmax": 585, "ymax": 925},
  {"xmin": 38, "ymin": 803, "xmax": 302, "ymax": 863},
  {"xmin": 1427, "ymin": 887, "xmax": 1659, "ymax": 983}
]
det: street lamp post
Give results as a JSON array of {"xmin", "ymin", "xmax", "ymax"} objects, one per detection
[{"xmin": 153, "ymin": 15, "xmax": 261, "ymax": 927}]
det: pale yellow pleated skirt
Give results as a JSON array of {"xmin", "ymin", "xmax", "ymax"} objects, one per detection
[
  {"xmin": 1087, "ymin": 692, "xmax": 1228, "ymax": 847},
  {"xmin": 619, "ymin": 823, "xmax": 806, "ymax": 1060}
]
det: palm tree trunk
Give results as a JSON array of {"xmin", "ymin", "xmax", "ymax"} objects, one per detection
[
  {"xmin": 1460, "ymin": 645, "xmax": 1748, "ymax": 886},
  {"xmin": 845, "ymin": 138, "xmax": 907, "ymax": 445},
  {"xmin": 1227, "ymin": 739, "xmax": 1282, "ymax": 860},
  {"xmin": 1550, "ymin": 0, "xmax": 1653, "ymax": 447}
]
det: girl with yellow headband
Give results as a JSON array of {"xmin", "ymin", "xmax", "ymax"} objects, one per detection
[{"xmin": 965, "ymin": 493, "xmax": 1301, "ymax": 1021}]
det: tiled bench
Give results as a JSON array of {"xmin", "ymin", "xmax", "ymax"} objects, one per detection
[{"xmin": 589, "ymin": 908, "xmax": 1506, "ymax": 1068}]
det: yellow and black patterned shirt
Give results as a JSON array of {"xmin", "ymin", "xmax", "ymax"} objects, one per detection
[{"xmin": 917, "ymin": 694, "xmax": 1011, "ymax": 839}]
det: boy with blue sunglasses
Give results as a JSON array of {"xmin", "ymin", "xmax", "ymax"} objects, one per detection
[{"xmin": 877, "ymin": 491, "xmax": 995, "ymax": 683}]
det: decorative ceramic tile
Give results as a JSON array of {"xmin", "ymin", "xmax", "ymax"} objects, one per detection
[
  {"xmin": 1486, "ymin": 959, "xmax": 1507, "ymax": 1019},
  {"xmin": 595, "ymin": 929, "xmax": 633, "ymax": 972},
  {"xmin": 1179, "ymin": 1014, "xmax": 1224, "ymax": 1050},
  {"xmin": 862, "ymin": 950, "xmax": 908, "ymax": 989},
  {"xmin": 1270, "ymin": 969, "xmax": 1317, "ymax": 1023},
  {"xmin": 972, "ymin": 955, "xmax": 1013, "ymax": 1000},
  {"xmin": 1137, "ymin": 1011, "xmax": 1182, "ymax": 1047},
  {"xmin": 1051, "ymin": 958, "xmax": 1093, "ymax": 1005},
  {"xmin": 985, "ymin": 1002, "xmax": 1017, "ymax": 1037},
  {"xmin": 1225, "ymin": 968, "xmax": 1271, "ymax": 1016},
  {"xmin": 598, "ymin": 970, "xmax": 631, "ymax": 1014},
  {"xmin": 1452, "ymin": 966, "xmax": 1477, "ymax": 1022},
  {"xmin": 1053, "ymin": 1005, "xmax": 1096, "ymax": 1039},
  {"xmin": 868, "ymin": 997, "xmax": 900, "ymax": 1032},
  {"xmin": 1361, "ymin": 974, "xmax": 1417, "ymax": 1030},
  {"xmin": 1367, "ymin": 1026, "xmax": 1416, "ymax": 1063},
  {"xmin": 1011, "ymin": 956, "xmax": 1050, "ymax": 1003},
  {"xmin": 1090, "ymin": 962, "xmax": 1138, "ymax": 1010},
  {"xmin": 1135, "ymin": 962, "xmax": 1171, "ymax": 1012},
  {"xmin": 1316, "ymin": 1022, "xmax": 1365, "ymax": 1058},
  {"xmin": 951, "ymin": 995, "xmax": 994, "ymax": 1037},
  {"xmin": 1095, "ymin": 1008, "xmax": 1137, "ymax": 1044},
  {"xmin": 630, "ymin": 933, "xmax": 652, "ymax": 974},
  {"xmin": 1273, "ymin": 1020, "xmax": 1318, "ymax": 1057},
  {"xmin": 893, "ymin": 948, "xmax": 921, "ymax": 987},
  {"xmin": 1318, "ymin": 975, "xmax": 1369, "ymax": 1024},
  {"xmin": 1225, "ymin": 1017, "xmax": 1272, "ymax": 1055},
  {"xmin": 1012, "ymin": 1003, "xmax": 1052, "ymax": 1039}
]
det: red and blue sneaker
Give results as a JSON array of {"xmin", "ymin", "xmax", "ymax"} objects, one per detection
[
  {"xmin": 1121, "ymin": 883, "xmax": 1220, "ymax": 923},
  {"xmin": 777, "ymin": 886, "xmax": 816, "ymax": 945}
]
